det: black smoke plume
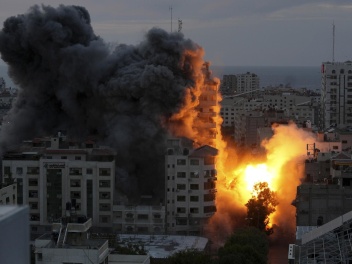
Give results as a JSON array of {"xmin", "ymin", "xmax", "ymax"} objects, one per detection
[{"xmin": 0, "ymin": 5, "xmax": 205, "ymax": 203}]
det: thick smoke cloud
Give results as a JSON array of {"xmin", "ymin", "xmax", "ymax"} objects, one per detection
[{"xmin": 0, "ymin": 4, "xmax": 205, "ymax": 202}]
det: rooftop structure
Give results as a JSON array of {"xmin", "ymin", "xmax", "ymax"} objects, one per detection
[
  {"xmin": 291, "ymin": 210, "xmax": 352, "ymax": 263},
  {"xmin": 116, "ymin": 234, "xmax": 208, "ymax": 259},
  {"xmin": 34, "ymin": 216, "xmax": 150, "ymax": 264}
]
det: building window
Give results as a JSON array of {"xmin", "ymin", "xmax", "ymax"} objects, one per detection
[
  {"xmin": 30, "ymin": 214, "xmax": 40, "ymax": 221},
  {"xmin": 177, "ymin": 207, "xmax": 186, "ymax": 213},
  {"xmin": 27, "ymin": 167, "xmax": 39, "ymax": 174},
  {"xmin": 29, "ymin": 190, "xmax": 38, "ymax": 198},
  {"xmin": 99, "ymin": 203, "xmax": 111, "ymax": 211},
  {"xmin": 190, "ymin": 172, "xmax": 199, "ymax": 178},
  {"xmin": 4, "ymin": 166, "xmax": 11, "ymax": 176},
  {"xmin": 99, "ymin": 192, "xmax": 110, "ymax": 199},
  {"xmin": 176, "ymin": 184, "xmax": 186, "ymax": 190},
  {"xmin": 204, "ymin": 205, "xmax": 216, "ymax": 213},
  {"xmin": 190, "ymin": 159, "xmax": 199, "ymax": 166},
  {"xmin": 333, "ymin": 146, "xmax": 338, "ymax": 150},
  {"xmin": 99, "ymin": 168, "xmax": 111, "ymax": 176},
  {"xmin": 75, "ymin": 156, "xmax": 81, "ymax": 160},
  {"xmin": 190, "ymin": 208, "xmax": 199, "ymax": 214},
  {"xmin": 16, "ymin": 167, "xmax": 23, "ymax": 175},
  {"xmin": 137, "ymin": 214, "xmax": 148, "ymax": 220},
  {"xmin": 61, "ymin": 156, "xmax": 67, "ymax": 159},
  {"xmin": 86, "ymin": 168, "xmax": 93, "ymax": 174},
  {"xmin": 190, "ymin": 196, "xmax": 199, "ymax": 202},
  {"xmin": 176, "ymin": 218, "xmax": 187, "ymax": 225},
  {"xmin": 177, "ymin": 172, "xmax": 186, "ymax": 178},
  {"xmin": 177, "ymin": 196, "xmax": 186, "ymax": 202},
  {"xmin": 177, "ymin": 159, "xmax": 186, "ymax": 165},
  {"xmin": 70, "ymin": 179, "xmax": 81, "ymax": 187},
  {"xmin": 69, "ymin": 168, "xmax": 82, "ymax": 176},
  {"xmin": 71, "ymin": 191, "xmax": 81, "ymax": 199},
  {"xmin": 190, "ymin": 184, "xmax": 199, "ymax": 190},
  {"xmin": 28, "ymin": 179, "xmax": 38, "ymax": 186},
  {"xmin": 99, "ymin": 180, "xmax": 110, "ymax": 188},
  {"xmin": 29, "ymin": 202, "xmax": 38, "ymax": 210}
]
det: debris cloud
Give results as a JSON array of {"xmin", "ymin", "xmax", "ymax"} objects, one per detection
[{"xmin": 0, "ymin": 4, "xmax": 210, "ymax": 202}]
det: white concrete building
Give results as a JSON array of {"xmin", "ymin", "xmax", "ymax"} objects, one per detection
[
  {"xmin": 236, "ymin": 72, "xmax": 260, "ymax": 95},
  {"xmin": 34, "ymin": 215, "xmax": 150, "ymax": 264},
  {"xmin": 165, "ymin": 138, "xmax": 217, "ymax": 235},
  {"xmin": 112, "ymin": 204, "xmax": 165, "ymax": 234},
  {"xmin": 321, "ymin": 61, "xmax": 352, "ymax": 129},
  {"xmin": 2, "ymin": 135, "xmax": 116, "ymax": 230}
]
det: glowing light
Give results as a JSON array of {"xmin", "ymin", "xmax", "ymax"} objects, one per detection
[{"xmin": 243, "ymin": 164, "xmax": 274, "ymax": 191}]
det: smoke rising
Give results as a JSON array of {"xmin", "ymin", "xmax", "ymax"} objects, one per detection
[{"xmin": 0, "ymin": 4, "xmax": 208, "ymax": 202}]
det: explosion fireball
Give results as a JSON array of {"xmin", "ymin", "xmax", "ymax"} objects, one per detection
[{"xmin": 0, "ymin": 4, "xmax": 317, "ymax": 245}]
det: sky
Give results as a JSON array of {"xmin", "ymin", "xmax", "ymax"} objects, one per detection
[{"xmin": 0, "ymin": 0, "xmax": 352, "ymax": 67}]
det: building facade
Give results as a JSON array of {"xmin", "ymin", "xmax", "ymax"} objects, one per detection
[
  {"xmin": 165, "ymin": 138, "xmax": 217, "ymax": 235},
  {"xmin": 321, "ymin": 61, "xmax": 352, "ymax": 129},
  {"xmin": 2, "ymin": 136, "xmax": 116, "ymax": 230}
]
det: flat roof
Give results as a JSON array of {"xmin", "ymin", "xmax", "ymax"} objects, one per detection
[{"xmin": 117, "ymin": 234, "xmax": 208, "ymax": 258}]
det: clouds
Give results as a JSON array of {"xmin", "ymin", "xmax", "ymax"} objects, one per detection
[{"xmin": 0, "ymin": 0, "xmax": 352, "ymax": 66}]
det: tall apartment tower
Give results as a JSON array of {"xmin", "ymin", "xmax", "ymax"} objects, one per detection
[
  {"xmin": 221, "ymin": 75, "xmax": 237, "ymax": 94},
  {"xmin": 321, "ymin": 61, "xmax": 352, "ymax": 129},
  {"xmin": 236, "ymin": 72, "xmax": 259, "ymax": 95},
  {"xmin": 165, "ymin": 138, "xmax": 217, "ymax": 235}
]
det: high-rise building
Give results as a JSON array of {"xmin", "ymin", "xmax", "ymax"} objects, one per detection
[
  {"xmin": 220, "ymin": 75, "xmax": 237, "ymax": 94},
  {"xmin": 236, "ymin": 72, "xmax": 260, "ymax": 95},
  {"xmin": 220, "ymin": 72, "xmax": 259, "ymax": 96},
  {"xmin": 321, "ymin": 61, "xmax": 352, "ymax": 129},
  {"xmin": 165, "ymin": 138, "xmax": 217, "ymax": 235}
]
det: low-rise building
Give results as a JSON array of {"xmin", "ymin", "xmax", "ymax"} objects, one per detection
[
  {"xmin": 2, "ymin": 134, "xmax": 116, "ymax": 235},
  {"xmin": 34, "ymin": 214, "xmax": 150, "ymax": 264}
]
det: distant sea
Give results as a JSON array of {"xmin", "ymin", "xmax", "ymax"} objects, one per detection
[{"xmin": 0, "ymin": 64, "xmax": 321, "ymax": 92}]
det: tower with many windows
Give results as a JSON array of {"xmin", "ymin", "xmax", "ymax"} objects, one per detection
[
  {"xmin": 321, "ymin": 61, "xmax": 352, "ymax": 129},
  {"xmin": 165, "ymin": 138, "xmax": 217, "ymax": 235}
]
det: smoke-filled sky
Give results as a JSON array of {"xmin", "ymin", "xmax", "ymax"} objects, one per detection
[
  {"xmin": 1, "ymin": 0, "xmax": 352, "ymax": 67},
  {"xmin": 0, "ymin": 4, "xmax": 211, "ymax": 202}
]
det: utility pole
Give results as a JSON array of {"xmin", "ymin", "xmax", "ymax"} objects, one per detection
[
  {"xmin": 169, "ymin": 6, "xmax": 173, "ymax": 32},
  {"xmin": 332, "ymin": 21, "xmax": 335, "ymax": 63}
]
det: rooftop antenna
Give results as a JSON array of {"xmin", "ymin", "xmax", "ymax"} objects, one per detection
[
  {"xmin": 332, "ymin": 21, "xmax": 335, "ymax": 63},
  {"xmin": 169, "ymin": 6, "xmax": 173, "ymax": 32},
  {"xmin": 178, "ymin": 18, "xmax": 182, "ymax": 32}
]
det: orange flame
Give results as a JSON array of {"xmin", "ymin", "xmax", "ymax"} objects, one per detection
[{"xmin": 168, "ymin": 56, "xmax": 316, "ymax": 241}]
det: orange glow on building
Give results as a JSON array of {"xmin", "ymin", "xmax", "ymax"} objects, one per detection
[{"xmin": 168, "ymin": 59, "xmax": 316, "ymax": 239}]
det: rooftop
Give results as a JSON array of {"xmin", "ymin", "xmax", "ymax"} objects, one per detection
[{"xmin": 116, "ymin": 234, "xmax": 208, "ymax": 258}]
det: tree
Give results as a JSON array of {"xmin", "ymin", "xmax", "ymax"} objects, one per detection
[
  {"xmin": 245, "ymin": 182, "xmax": 278, "ymax": 235},
  {"xmin": 218, "ymin": 227, "xmax": 268, "ymax": 264}
]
